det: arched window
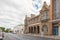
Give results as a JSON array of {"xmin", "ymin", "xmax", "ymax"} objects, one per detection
[{"xmin": 42, "ymin": 25, "xmax": 48, "ymax": 32}]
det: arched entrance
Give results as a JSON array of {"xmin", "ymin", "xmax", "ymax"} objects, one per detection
[
  {"xmin": 37, "ymin": 26, "xmax": 40, "ymax": 33},
  {"xmin": 29, "ymin": 27, "xmax": 31, "ymax": 33},
  {"xmin": 34, "ymin": 27, "xmax": 36, "ymax": 33},
  {"xmin": 31, "ymin": 27, "xmax": 33, "ymax": 33}
]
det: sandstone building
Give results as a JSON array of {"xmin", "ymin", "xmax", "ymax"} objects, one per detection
[{"xmin": 24, "ymin": 0, "xmax": 60, "ymax": 36}]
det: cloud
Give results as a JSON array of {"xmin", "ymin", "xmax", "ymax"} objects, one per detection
[{"xmin": 0, "ymin": 0, "xmax": 50, "ymax": 28}]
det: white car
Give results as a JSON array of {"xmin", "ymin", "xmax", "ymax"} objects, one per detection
[{"xmin": 0, "ymin": 30, "xmax": 4, "ymax": 40}]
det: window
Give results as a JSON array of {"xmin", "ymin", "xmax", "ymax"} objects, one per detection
[
  {"xmin": 54, "ymin": 0, "xmax": 59, "ymax": 19},
  {"xmin": 41, "ymin": 11, "xmax": 48, "ymax": 20},
  {"xmin": 35, "ymin": 18, "xmax": 38, "ymax": 23},
  {"xmin": 27, "ymin": 21, "xmax": 29, "ymax": 25}
]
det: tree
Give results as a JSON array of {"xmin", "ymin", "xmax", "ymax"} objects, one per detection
[
  {"xmin": 5, "ymin": 29, "xmax": 10, "ymax": 32},
  {"xmin": 0, "ymin": 27, "xmax": 5, "ymax": 32}
]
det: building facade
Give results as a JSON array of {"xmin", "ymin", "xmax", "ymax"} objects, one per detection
[
  {"xmin": 13, "ymin": 24, "xmax": 24, "ymax": 34},
  {"xmin": 24, "ymin": 0, "xmax": 60, "ymax": 36}
]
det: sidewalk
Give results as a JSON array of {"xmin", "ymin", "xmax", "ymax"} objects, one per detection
[{"xmin": 23, "ymin": 34, "xmax": 60, "ymax": 39}]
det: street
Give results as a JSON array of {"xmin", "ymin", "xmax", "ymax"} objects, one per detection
[{"xmin": 3, "ymin": 33, "xmax": 60, "ymax": 40}]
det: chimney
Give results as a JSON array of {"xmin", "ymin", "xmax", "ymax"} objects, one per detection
[{"xmin": 25, "ymin": 15, "xmax": 30, "ymax": 20}]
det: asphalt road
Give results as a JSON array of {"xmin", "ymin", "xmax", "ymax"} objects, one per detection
[{"xmin": 3, "ymin": 33, "xmax": 60, "ymax": 40}]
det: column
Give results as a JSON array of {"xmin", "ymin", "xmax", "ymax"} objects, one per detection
[
  {"xmin": 59, "ymin": 23, "xmax": 60, "ymax": 36},
  {"xmin": 33, "ymin": 27, "xmax": 34, "ymax": 33},
  {"xmin": 31, "ymin": 27, "xmax": 33, "ymax": 33},
  {"xmin": 29, "ymin": 27, "xmax": 30, "ymax": 33},
  {"xmin": 30, "ymin": 27, "xmax": 31, "ymax": 33},
  {"xmin": 32, "ymin": 27, "xmax": 34, "ymax": 33},
  {"xmin": 59, "ymin": 26, "xmax": 60, "ymax": 36},
  {"xmin": 34, "ymin": 26, "xmax": 36, "ymax": 33},
  {"xmin": 36, "ymin": 26, "xmax": 38, "ymax": 33}
]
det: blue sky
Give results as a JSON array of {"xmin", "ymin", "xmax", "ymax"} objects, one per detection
[{"xmin": 0, "ymin": 0, "xmax": 50, "ymax": 28}]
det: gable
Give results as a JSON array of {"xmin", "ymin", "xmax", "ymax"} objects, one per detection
[{"xmin": 41, "ymin": 2, "xmax": 49, "ymax": 12}]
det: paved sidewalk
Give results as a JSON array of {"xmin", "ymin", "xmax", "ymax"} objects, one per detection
[{"xmin": 23, "ymin": 34, "xmax": 60, "ymax": 39}]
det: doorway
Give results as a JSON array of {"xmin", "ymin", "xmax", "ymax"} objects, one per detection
[
  {"xmin": 53, "ymin": 25, "xmax": 58, "ymax": 36},
  {"xmin": 37, "ymin": 26, "xmax": 40, "ymax": 33}
]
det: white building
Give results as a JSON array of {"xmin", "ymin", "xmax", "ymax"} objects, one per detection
[{"xmin": 13, "ymin": 24, "xmax": 24, "ymax": 34}]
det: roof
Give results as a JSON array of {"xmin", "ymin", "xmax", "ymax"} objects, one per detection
[{"xmin": 40, "ymin": 1, "xmax": 49, "ymax": 12}]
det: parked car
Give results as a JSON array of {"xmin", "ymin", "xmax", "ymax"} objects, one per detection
[{"xmin": 0, "ymin": 30, "xmax": 4, "ymax": 40}]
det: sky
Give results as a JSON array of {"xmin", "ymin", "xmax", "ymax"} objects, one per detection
[{"xmin": 0, "ymin": 0, "xmax": 50, "ymax": 29}]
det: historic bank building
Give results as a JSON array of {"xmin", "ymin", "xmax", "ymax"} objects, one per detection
[{"xmin": 24, "ymin": 0, "xmax": 60, "ymax": 36}]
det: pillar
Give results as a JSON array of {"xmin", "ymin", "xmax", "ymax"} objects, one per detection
[
  {"xmin": 34, "ymin": 27, "xmax": 36, "ymax": 33},
  {"xmin": 59, "ymin": 26, "xmax": 60, "ymax": 36},
  {"xmin": 58, "ymin": 22, "xmax": 60, "ymax": 36},
  {"xmin": 32, "ymin": 27, "xmax": 34, "ymax": 33},
  {"xmin": 36, "ymin": 26, "xmax": 38, "ymax": 33}
]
